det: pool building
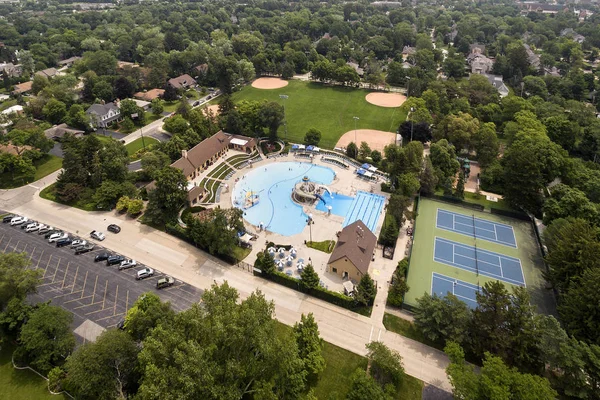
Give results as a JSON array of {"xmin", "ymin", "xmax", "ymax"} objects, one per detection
[{"xmin": 327, "ymin": 220, "xmax": 377, "ymax": 281}]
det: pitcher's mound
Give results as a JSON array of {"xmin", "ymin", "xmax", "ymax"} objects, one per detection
[
  {"xmin": 251, "ymin": 77, "xmax": 289, "ymax": 89},
  {"xmin": 336, "ymin": 129, "xmax": 397, "ymax": 153},
  {"xmin": 366, "ymin": 92, "xmax": 406, "ymax": 108}
]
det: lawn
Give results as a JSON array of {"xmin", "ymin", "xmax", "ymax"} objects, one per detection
[
  {"xmin": 274, "ymin": 321, "xmax": 423, "ymax": 399},
  {"xmin": 307, "ymin": 240, "xmax": 335, "ymax": 254},
  {"xmin": 40, "ymin": 183, "xmax": 98, "ymax": 212},
  {"xmin": 232, "ymin": 80, "xmax": 407, "ymax": 149},
  {"xmin": 383, "ymin": 313, "xmax": 442, "ymax": 351},
  {"xmin": 125, "ymin": 137, "xmax": 160, "ymax": 156},
  {"xmin": 163, "ymin": 101, "xmax": 179, "ymax": 113},
  {"xmin": 0, "ymin": 154, "xmax": 63, "ymax": 189},
  {"xmin": 435, "ymin": 190, "xmax": 513, "ymax": 212},
  {"xmin": 91, "ymin": 133, "xmax": 116, "ymax": 144},
  {"xmin": 0, "ymin": 344, "xmax": 69, "ymax": 400}
]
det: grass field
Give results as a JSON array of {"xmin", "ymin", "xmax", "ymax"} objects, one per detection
[
  {"xmin": 0, "ymin": 154, "xmax": 63, "ymax": 189},
  {"xmin": 405, "ymin": 197, "xmax": 554, "ymax": 315},
  {"xmin": 0, "ymin": 344, "xmax": 69, "ymax": 400},
  {"xmin": 232, "ymin": 81, "xmax": 407, "ymax": 149},
  {"xmin": 274, "ymin": 322, "xmax": 423, "ymax": 399},
  {"xmin": 125, "ymin": 137, "xmax": 160, "ymax": 156}
]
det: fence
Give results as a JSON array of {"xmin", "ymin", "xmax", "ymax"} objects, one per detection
[{"xmin": 420, "ymin": 192, "xmax": 485, "ymax": 212}]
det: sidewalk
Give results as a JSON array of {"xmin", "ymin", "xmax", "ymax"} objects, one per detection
[{"xmin": 0, "ymin": 179, "xmax": 452, "ymax": 392}]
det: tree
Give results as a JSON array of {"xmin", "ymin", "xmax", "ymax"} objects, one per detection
[
  {"xmin": 136, "ymin": 283, "xmax": 307, "ymax": 399},
  {"xmin": 64, "ymin": 329, "xmax": 139, "ymax": 400},
  {"xmin": 144, "ymin": 167, "xmax": 188, "ymax": 226},
  {"xmin": 346, "ymin": 142, "xmax": 358, "ymax": 159},
  {"xmin": 163, "ymin": 115, "xmax": 189, "ymax": 136},
  {"xmin": 396, "ymin": 173, "xmax": 420, "ymax": 197},
  {"xmin": 187, "ymin": 209, "xmax": 244, "ymax": 258},
  {"xmin": 127, "ymin": 199, "xmax": 144, "ymax": 216},
  {"xmin": 399, "ymin": 121, "xmax": 432, "ymax": 144},
  {"xmin": 42, "ymin": 98, "xmax": 67, "ymax": 125},
  {"xmin": 359, "ymin": 141, "xmax": 372, "ymax": 160},
  {"xmin": 544, "ymin": 115, "xmax": 580, "ymax": 152},
  {"xmin": 420, "ymin": 156, "xmax": 438, "ymax": 195},
  {"xmin": 163, "ymin": 83, "xmax": 178, "ymax": 101},
  {"xmin": 92, "ymin": 180, "xmax": 137, "ymax": 210},
  {"xmin": 114, "ymin": 76, "xmax": 135, "ymax": 100},
  {"xmin": 355, "ymin": 273, "xmax": 377, "ymax": 306},
  {"xmin": 379, "ymin": 218, "xmax": 399, "ymax": 247},
  {"xmin": 116, "ymin": 196, "xmax": 130, "ymax": 212},
  {"xmin": 31, "ymin": 74, "xmax": 49, "ymax": 95},
  {"xmin": 0, "ymin": 252, "xmax": 41, "ymax": 311},
  {"xmin": 124, "ymin": 292, "xmax": 175, "ymax": 342},
  {"xmin": 346, "ymin": 369, "xmax": 387, "ymax": 400},
  {"xmin": 254, "ymin": 249, "xmax": 275, "ymax": 275},
  {"xmin": 430, "ymin": 139, "xmax": 460, "ymax": 180},
  {"xmin": 92, "ymin": 81, "xmax": 114, "ymax": 103},
  {"xmin": 366, "ymin": 342, "xmax": 404, "ymax": 388},
  {"xmin": 434, "ymin": 112, "xmax": 480, "ymax": 153},
  {"xmin": 414, "ymin": 293, "xmax": 472, "ymax": 346},
  {"xmin": 443, "ymin": 49, "xmax": 467, "ymax": 78},
  {"xmin": 300, "ymin": 264, "xmax": 320, "ymax": 290},
  {"xmin": 445, "ymin": 342, "xmax": 557, "ymax": 400},
  {"xmin": 293, "ymin": 313, "xmax": 325, "ymax": 379},
  {"xmin": 258, "ymin": 101, "xmax": 284, "ymax": 141},
  {"xmin": 454, "ymin": 172, "xmax": 465, "ymax": 199},
  {"xmin": 141, "ymin": 151, "xmax": 170, "ymax": 179},
  {"xmin": 304, "ymin": 128, "xmax": 321, "ymax": 146},
  {"xmin": 66, "ymin": 104, "xmax": 90, "ymax": 131},
  {"xmin": 542, "ymin": 184, "xmax": 597, "ymax": 226},
  {"xmin": 19, "ymin": 303, "xmax": 76, "ymax": 372},
  {"xmin": 472, "ymin": 122, "xmax": 499, "ymax": 168},
  {"xmin": 151, "ymin": 98, "xmax": 164, "ymax": 116}
]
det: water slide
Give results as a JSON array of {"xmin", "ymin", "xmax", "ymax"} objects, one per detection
[
  {"xmin": 317, "ymin": 185, "xmax": 333, "ymax": 198},
  {"xmin": 314, "ymin": 193, "xmax": 326, "ymax": 204}
]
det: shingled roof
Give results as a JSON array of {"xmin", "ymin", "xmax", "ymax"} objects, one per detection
[{"xmin": 328, "ymin": 220, "xmax": 376, "ymax": 276}]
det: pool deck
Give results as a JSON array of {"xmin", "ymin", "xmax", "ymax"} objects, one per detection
[{"xmin": 212, "ymin": 151, "xmax": 406, "ymax": 299}]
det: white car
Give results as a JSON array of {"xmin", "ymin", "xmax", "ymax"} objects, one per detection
[
  {"xmin": 10, "ymin": 216, "xmax": 28, "ymax": 226},
  {"xmin": 136, "ymin": 267, "xmax": 154, "ymax": 280},
  {"xmin": 70, "ymin": 239, "xmax": 87, "ymax": 248},
  {"xmin": 90, "ymin": 230, "xmax": 105, "ymax": 241},
  {"xmin": 119, "ymin": 259, "xmax": 137, "ymax": 270},
  {"xmin": 48, "ymin": 232, "xmax": 68, "ymax": 243},
  {"xmin": 25, "ymin": 222, "xmax": 40, "ymax": 232}
]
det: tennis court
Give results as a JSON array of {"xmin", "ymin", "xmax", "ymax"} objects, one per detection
[
  {"xmin": 436, "ymin": 209, "xmax": 517, "ymax": 248},
  {"xmin": 431, "ymin": 273, "xmax": 480, "ymax": 309},
  {"xmin": 434, "ymin": 237, "xmax": 525, "ymax": 286}
]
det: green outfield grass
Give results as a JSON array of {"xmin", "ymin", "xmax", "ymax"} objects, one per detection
[
  {"xmin": 232, "ymin": 81, "xmax": 407, "ymax": 149},
  {"xmin": 405, "ymin": 198, "xmax": 554, "ymax": 315}
]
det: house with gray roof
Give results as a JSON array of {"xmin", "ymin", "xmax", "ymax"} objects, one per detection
[
  {"xmin": 481, "ymin": 73, "xmax": 510, "ymax": 98},
  {"xmin": 85, "ymin": 102, "xmax": 121, "ymax": 128}
]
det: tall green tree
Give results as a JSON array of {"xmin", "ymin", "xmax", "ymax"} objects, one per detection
[
  {"xmin": 366, "ymin": 342, "xmax": 404, "ymax": 389},
  {"xmin": 414, "ymin": 293, "xmax": 472, "ymax": 346},
  {"xmin": 0, "ymin": 252, "xmax": 41, "ymax": 311},
  {"xmin": 124, "ymin": 292, "xmax": 175, "ymax": 342},
  {"xmin": 355, "ymin": 273, "xmax": 377, "ymax": 306},
  {"xmin": 346, "ymin": 368, "xmax": 388, "ymax": 400},
  {"xmin": 558, "ymin": 267, "xmax": 600, "ymax": 345},
  {"xmin": 293, "ymin": 313, "xmax": 325, "ymax": 380},
  {"xmin": 300, "ymin": 264, "xmax": 320, "ymax": 291},
  {"xmin": 187, "ymin": 208, "xmax": 244, "ymax": 258},
  {"xmin": 144, "ymin": 166, "xmax": 188, "ymax": 226}
]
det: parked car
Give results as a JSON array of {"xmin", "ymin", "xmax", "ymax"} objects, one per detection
[
  {"xmin": 156, "ymin": 276, "xmax": 175, "ymax": 289},
  {"xmin": 2, "ymin": 214, "xmax": 14, "ymax": 223},
  {"xmin": 44, "ymin": 229, "xmax": 60, "ymax": 239},
  {"xmin": 94, "ymin": 253, "xmax": 110, "ymax": 262},
  {"xmin": 21, "ymin": 220, "xmax": 35, "ymax": 229},
  {"xmin": 10, "ymin": 216, "xmax": 27, "ymax": 226},
  {"xmin": 48, "ymin": 232, "xmax": 68, "ymax": 243},
  {"xmin": 56, "ymin": 237, "xmax": 73, "ymax": 247},
  {"xmin": 74, "ymin": 244, "xmax": 95, "ymax": 255},
  {"xmin": 136, "ymin": 267, "xmax": 154, "ymax": 280},
  {"xmin": 90, "ymin": 230, "xmax": 105, "ymax": 241},
  {"xmin": 106, "ymin": 255, "xmax": 125, "ymax": 266},
  {"xmin": 38, "ymin": 226, "xmax": 52, "ymax": 235},
  {"xmin": 107, "ymin": 224, "xmax": 121, "ymax": 234},
  {"xmin": 71, "ymin": 239, "xmax": 87, "ymax": 248},
  {"xmin": 118, "ymin": 259, "xmax": 137, "ymax": 270},
  {"xmin": 25, "ymin": 222, "xmax": 41, "ymax": 232}
]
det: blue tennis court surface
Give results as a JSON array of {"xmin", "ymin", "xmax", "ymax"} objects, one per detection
[
  {"xmin": 434, "ymin": 237, "xmax": 525, "ymax": 286},
  {"xmin": 436, "ymin": 209, "xmax": 517, "ymax": 248},
  {"xmin": 431, "ymin": 273, "xmax": 480, "ymax": 309}
]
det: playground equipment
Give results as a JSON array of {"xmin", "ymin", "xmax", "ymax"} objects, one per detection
[{"xmin": 243, "ymin": 191, "xmax": 260, "ymax": 209}]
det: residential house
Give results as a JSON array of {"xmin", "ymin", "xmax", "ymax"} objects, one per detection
[
  {"xmin": 327, "ymin": 220, "xmax": 376, "ymax": 281},
  {"xmin": 1, "ymin": 105, "xmax": 24, "ymax": 116},
  {"xmin": 134, "ymin": 89, "xmax": 164, "ymax": 102},
  {"xmin": 347, "ymin": 62, "xmax": 364, "ymax": 77},
  {"xmin": 401, "ymin": 46, "xmax": 416, "ymax": 58},
  {"xmin": 193, "ymin": 64, "xmax": 208, "ymax": 78},
  {"xmin": 35, "ymin": 67, "xmax": 59, "ymax": 79},
  {"xmin": 85, "ymin": 102, "xmax": 121, "ymax": 128},
  {"xmin": 169, "ymin": 130, "xmax": 257, "ymax": 204},
  {"xmin": 11, "ymin": 81, "xmax": 32, "ymax": 95},
  {"xmin": 545, "ymin": 66, "xmax": 561, "ymax": 77},
  {"xmin": 468, "ymin": 53, "xmax": 494, "ymax": 74},
  {"xmin": 117, "ymin": 60, "xmax": 139, "ymax": 69},
  {"xmin": 57, "ymin": 56, "xmax": 81, "ymax": 67},
  {"xmin": 560, "ymin": 28, "xmax": 586, "ymax": 43},
  {"xmin": 168, "ymin": 74, "xmax": 197, "ymax": 90},
  {"xmin": 44, "ymin": 123, "xmax": 84, "ymax": 140},
  {"xmin": 129, "ymin": 99, "xmax": 150, "ymax": 111},
  {"xmin": 480, "ymin": 73, "xmax": 510, "ymax": 98},
  {"xmin": 469, "ymin": 44, "xmax": 486, "ymax": 54},
  {"xmin": 0, "ymin": 62, "xmax": 22, "ymax": 78},
  {"xmin": 523, "ymin": 44, "xmax": 541, "ymax": 69},
  {"xmin": 519, "ymin": 2, "xmax": 568, "ymax": 14},
  {"xmin": 0, "ymin": 142, "xmax": 33, "ymax": 156}
]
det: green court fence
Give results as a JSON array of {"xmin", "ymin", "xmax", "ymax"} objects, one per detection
[
  {"xmin": 490, "ymin": 207, "xmax": 530, "ymax": 221},
  {"xmin": 420, "ymin": 192, "xmax": 485, "ymax": 212}
]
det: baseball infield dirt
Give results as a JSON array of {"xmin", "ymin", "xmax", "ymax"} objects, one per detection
[
  {"xmin": 251, "ymin": 77, "xmax": 289, "ymax": 89},
  {"xmin": 336, "ymin": 129, "xmax": 397, "ymax": 153},
  {"xmin": 365, "ymin": 92, "xmax": 407, "ymax": 108}
]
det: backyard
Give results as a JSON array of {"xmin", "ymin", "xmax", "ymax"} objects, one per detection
[
  {"xmin": 232, "ymin": 81, "xmax": 407, "ymax": 149},
  {"xmin": 0, "ymin": 154, "xmax": 63, "ymax": 189}
]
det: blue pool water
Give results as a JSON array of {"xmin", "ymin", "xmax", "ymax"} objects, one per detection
[{"xmin": 233, "ymin": 162, "xmax": 385, "ymax": 236}]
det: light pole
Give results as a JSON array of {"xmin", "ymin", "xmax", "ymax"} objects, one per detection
[
  {"xmin": 306, "ymin": 214, "xmax": 313, "ymax": 244},
  {"xmin": 353, "ymin": 116, "xmax": 360, "ymax": 144},
  {"xmin": 410, "ymin": 107, "xmax": 415, "ymax": 142},
  {"xmin": 279, "ymin": 94, "xmax": 289, "ymax": 139},
  {"xmin": 406, "ymin": 76, "xmax": 411, "ymax": 97}
]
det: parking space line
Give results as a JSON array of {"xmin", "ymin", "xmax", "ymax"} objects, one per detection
[
  {"xmin": 53, "ymin": 290, "xmax": 82, "ymax": 299},
  {"xmin": 163, "ymin": 283, "xmax": 186, "ymax": 291},
  {"xmin": 0, "ymin": 234, "xmax": 5, "ymax": 245},
  {"xmin": 51, "ymin": 258, "xmax": 61, "ymax": 282},
  {"xmin": 2, "ymin": 237, "xmax": 12, "ymax": 253},
  {"xmin": 125, "ymin": 290, "xmax": 129, "ymax": 311},
  {"xmin": 113, "ymin": 286, "xmax": 119, "ymax": 315},
  {"xmin": 101, "ymin": 280, "xmax": 108, "ymax": 309},
  {"xmin": 35, "ymin": 250, "xmax": 45, "ymax": 269},
  {"xmin": 96, "ymin": 312, "xmax": 125, "ymax": 322},
  {"xmin": 68, "ymin": 266, "xmax": 79, "ymax": 292},
  {"xmin": 21, "ymin": 243, "xmax": 27, "ymax": 252},
  {"xmin": 43, "ymin": 254, "xmax": 53, "ymax": 275},
  {"xmin": 64, "ymin": 295, "xmax": 92, "ymax": 304},
  {"xmin": 28, "ymin": 246, "xmax": 36, "ymax": 262},
  {"xmin": 61, "ymin": 262, "xmax": 71, "ymax": 289},
  {"xmin": 79, "ymin": 271, "xmax": 89, "ymax": 297},
  {"xmin": 74, "ymin": 301, "xmax": 103, "ymax": 310},
  {"xmin": 91, "ymin": 275, "xmax": 99, "ymax": 303}
]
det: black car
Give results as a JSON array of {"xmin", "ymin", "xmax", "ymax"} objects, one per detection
[
  {"xmin": 107, "ymin": 224, "xmax": 121, "ymax": 233},
  {"xmin": 56, "ymin": 237, "xmax": 72, "ymax": 247},
  {"xmin": 74, "ymin": 244, "xmax": 95, "ymax": 255},
  {"xmin": 45, "ymin": 229, "xmax": 60, "ymax": 239},
  {"xmin": 2, "ymin": 215, "xmax": 14, "ymax": 223},
  {"xmin": 94, "ymin": 253, "xmax": 110, "ymax": 262},
  {"xmin": 106, "ymin": 255, "xmax": 125, "ymax": 266}
]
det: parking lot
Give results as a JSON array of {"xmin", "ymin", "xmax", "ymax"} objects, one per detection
[{"xmin": 0, "ymin": 218, "xmax": 203, "ymax": 331}]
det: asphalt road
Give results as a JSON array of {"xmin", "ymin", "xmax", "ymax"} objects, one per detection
[{"xmin": 0, "ymin": 219, "xmax": 203, "ymax": 330}]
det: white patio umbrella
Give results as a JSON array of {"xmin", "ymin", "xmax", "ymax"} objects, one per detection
[
  {"xmin": 297, "ymin": 258, "xmax": 305, "ymax": 264},
  {"xmin": 290, "ymin": 248, "xmax": 297, "ymax": 258},
  {"xmin": 267, "ymin": 246, "xmax": 277, "ymax": 253},
  {"xmin": 276, "ymin": 260, "xmax": 285, "ymax": 269},
  {"xmin": 278, "ymin": 247, "xmax": 286, "ymax": 258},
  {"xmin": 285, "ymin": 255, "xmax": 294, "ymax": 266}
]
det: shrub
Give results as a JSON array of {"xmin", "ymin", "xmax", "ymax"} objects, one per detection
[
  {"xmin": 127, "ymin": 199, "xmax": 144, "ymax": 216},
  {"xmin": 116, "ymin": 196, "xmax": 130, "ymax": 212}
]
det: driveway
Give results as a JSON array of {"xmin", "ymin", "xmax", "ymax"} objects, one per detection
[
  {"xmin": 49, "ymin": 142, "xmax": 63, "ymax": 158},
  {"xmin": 128, "ymin": 160, "xmax": 142, "ymax": 172}
]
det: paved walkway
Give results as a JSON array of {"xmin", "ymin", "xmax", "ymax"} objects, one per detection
[{"xmin": 0, "ymin": 171, "xmax": 452, "ymax": 392}]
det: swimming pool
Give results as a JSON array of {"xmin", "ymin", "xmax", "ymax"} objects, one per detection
[
  {"xmin": 316, "ymin": 192, "xmax": 354, "ymax": 217},
  {"xmin": 316, "ymin": 191, "xmax": 385, "ymax": 232},
  {"xmin": 233, "ymin": 162, "xmax": 336, "ymax": 236}
]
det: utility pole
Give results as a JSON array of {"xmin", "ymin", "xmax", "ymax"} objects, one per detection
[
  {"xmin": 279, "ymin": 94, "xmax": 289, "ymax": 139},
  {"xmin": 406, "ymin": 76, "xmax": 411, "ymax": 97},
  {"xmin": 410, "ymin": 107, "xmax": 415, "ymax": 142},
  {"xmin": 353, "ymin": 116, "xmax": 360, "ymax": 144}
]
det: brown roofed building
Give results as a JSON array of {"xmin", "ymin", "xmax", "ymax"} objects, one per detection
[
  {"xmin": 134, "ymin": 89, "xmax": 164, "ymax": 102},
  {"xmin": 327, "ymin": 220, "xmax": 376, "ymax": 281},
  {"xmin": 35, "ymin": 67, "xmax": 59, "ymax": 79},
  {"xmin": 12, "ymin": 80, "xmax": 33, "ymax": 95},
  {"xmin": 44, "ymin": 123, "xmax": 85, "ymax": 140},
  {"xmin": 168, "ymin": 74, "xmax": 197, "ymax": 90}
]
